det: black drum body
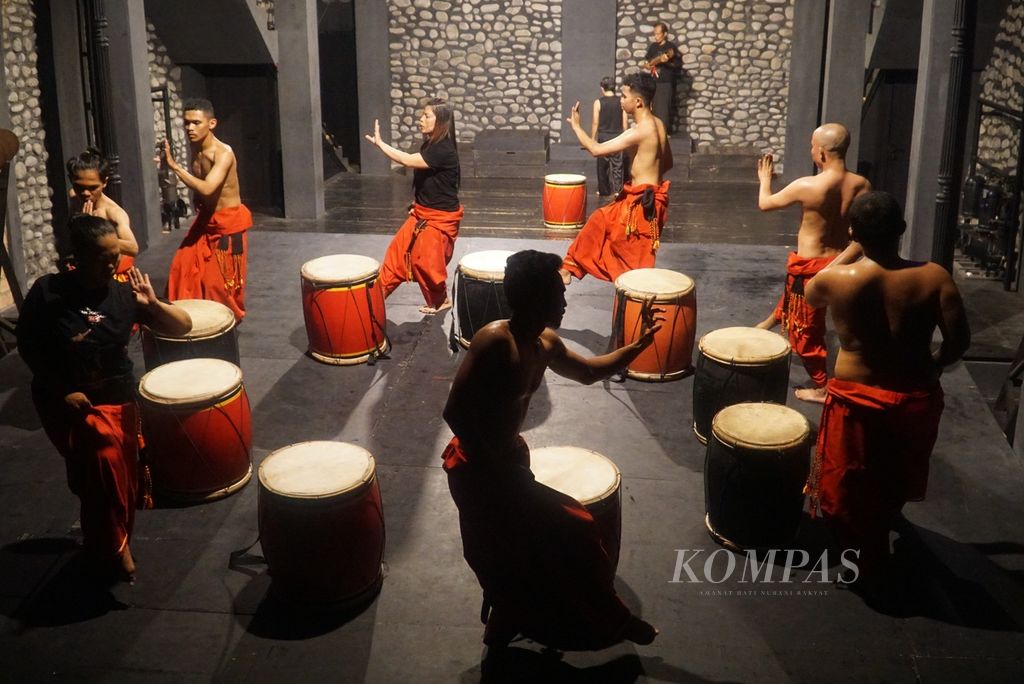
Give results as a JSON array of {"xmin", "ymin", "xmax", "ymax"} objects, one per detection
[
  {"xmin": 692, "ymin": 353, "xmax": 790, "ymax": 443},
  {"xmin": 142, "ymin": 327, "xmax": 240, "ymax": 371},
  {"xmin": 455, "ymin": 273, "xmax": 510, "ymax": 348}
]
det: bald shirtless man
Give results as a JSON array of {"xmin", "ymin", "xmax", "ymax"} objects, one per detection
[
  {"xmin": 162, "ymin": 98, "xmax": 252, "ymax": 321},
  {"xmin": 443, "ymin": 250, "xmax": 660, "ymax": 651},
  {"xmin": 560, "ymin": 71, "xmax": 673, "ymax": 284},
  {"xmin": 756, "ymin": 123, "xmax": 871, "ymax": 402},
  {"xmin": 803, "ymin": 191, "xmax": 970, "ymax": 585}
]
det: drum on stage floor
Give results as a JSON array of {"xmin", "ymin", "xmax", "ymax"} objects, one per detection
[
  {"xmin": 530, "ymin": 446, "xmax": 623, "ymax": 572},
  {"xmin": 543, "ymin": 173, "xmax": 587, "ymax": 229},
  {"xmin": 138, "ymin": 358, "xmax": 252, "ymax": 502},
  {"xmin": 258, "ymin": 441, "xmax": 385, "ymax": 607},
  {"xmin": 453, "ymin": 249, "xmax": 514, "ymax": 348},
  {"xmin": 613, "ymin": 268, "xmax": 696, "ymax": 381},
  {"xmin": 692, "ymin": 326, "xmax": 791, "ymax": 443},
  {"xmin": 704, "ymin": 402, "xmax": 810, "ymax": 551},
  {"xmin": 301, "ymin": 254, "xmax": 389, "ymax": 365},
  {"xmin": 141, "ymin": 298, "xmax": 240, "ymax": 371}
]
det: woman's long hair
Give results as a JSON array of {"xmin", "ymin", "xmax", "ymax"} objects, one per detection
[{"xmin": 422, "ymin": 98, "xmax": 457, "ymax": 151}]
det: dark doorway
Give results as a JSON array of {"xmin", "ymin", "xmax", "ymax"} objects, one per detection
[
  {"xmin": 859, "ymin": 70, "xmax": 918, "ymax": 208},
  {"xmin": 318, "ymin": 0, "xmax": 360, "ymax": 174}
]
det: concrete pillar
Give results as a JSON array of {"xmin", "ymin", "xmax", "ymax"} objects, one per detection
[
  {"xmin": 276, "ymin": 0, "xmax": 325, "ymax": 218},
  {"xmin": 355, "ymin": 0, "xmax": 391, "ymax": 176},
  {"xmin": 903, "ymin": 0, "xmax": 954, "ymax": 261},
  {"xmin": 106, "ymin": 0, "xmax": 161, "ymax": 250},
  {"xmin": 781, "ymin": 0, "xmax": 828, "ymax": 182},
  {"xmin": 561, "ymin": 0, "xmax": 617, "ymax": 140},
  {"xmin": 820, "ymin": 0, "xmax": 872, "ymax": 167}
]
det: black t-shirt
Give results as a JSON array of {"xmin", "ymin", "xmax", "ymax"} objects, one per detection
[
  {"xmin": 413, "ymin": 136, "xmax": 461, "ymax": 212},
  {"xmin": 17, "ymin": 272, "xmax": 142, "ymax": 404},
  {"xmin": 597, "ymin": 95, "xmax": 624, "ymax": 135},
  {"xmin": 645, "ymin": 40, "xmax": 682, "ymax": 83}
]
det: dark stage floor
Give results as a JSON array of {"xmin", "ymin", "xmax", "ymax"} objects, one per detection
[{"xmin": 2, "ymin": 172, "xmax": 1024, "ymax": 682}]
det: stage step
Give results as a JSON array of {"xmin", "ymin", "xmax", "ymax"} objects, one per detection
[{"xmin": 688, "ymin": 146, "xmax": 760, "ymax": 183}]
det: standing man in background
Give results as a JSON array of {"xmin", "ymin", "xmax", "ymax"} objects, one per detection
[
  {"xmin": 592, "ymin": 76, "xmax": 628, "ymax": 199},
  {"xmin": 643, "ymin": 22, "xmax": 681, "ymax": 132}
]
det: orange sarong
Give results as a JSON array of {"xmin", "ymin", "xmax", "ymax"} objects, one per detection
[
  {"xmin": 167, "ymin": 205, "xmax": 252, "ymax": 321},
  {"xmin": 112, "ymin": 255, "xmax": 135, "ymax": 284},
  {"xmin": 562, "ymin": 180, "xmax": 670, "ymax": 282},
  {"xmin": 378, "ymin": 203, "xmax": 462, "ymax": 308},
  {"xmin": 34, "ymin": 395, "xmax": 139, "ymax": 565},
  {"xmin": 773, "ymin": 252, "xmax": 834, "ymax": 387},
  {"xmin": 443, "ymin": 435, "xmax": 631, "ymax": 650},
  {"xmin": 806, "ymin": 379, "xmax": 945, "ymax": 577}
]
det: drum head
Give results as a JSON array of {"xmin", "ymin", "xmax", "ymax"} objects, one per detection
[
  {"xmin": 259, "ymin": 441, "xmax": 375, "ymax": 499},
  {"xmin": 699, "ymin": 327, "xmax": 790, "ymax": 365},
  {"xmin": 159, "ymin": 299, "xmax": 235, "ymax": 339},
  {"xmin": 544, "ymin": 173, "xmax": 587, "ymax": 185},
  {"xmin": 615, "ymin": 268, "xmax": 695, "ymax": 301},
  {"xmin": 139, "ymin": 358, "xmax": 242, "ymax": 406},
  {"xmin": 301, "ymin": 254, "xmax": 380, "ymax": 285},
  {"xmin": 458, "ymin": 250, "xmax": 514, "ymax": 281},
  {"xmin": 712, "ymin": 403, "xmax": 810, "ymax": 450},
  {"xmin": 530, "ymin": 446, "xmax": 620, "ymax": 505}
]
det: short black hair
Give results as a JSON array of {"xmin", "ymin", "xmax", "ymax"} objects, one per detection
[
  {"xmin": 503, "ymin": 250, "xmax": 562, "ymax": 314},
  {"xmin": 66, "ymin": 147, "xmax": 110, "ymax": 182},
  {"xmin": 183, "ymin": 98, "xmax": 215, "ymax": 117},
  {"xmin": 848, "ymin": 191, "xmax": 906, "ymax": 247},
  {"xmin": 622, "ymin": 72, "xmax": 656, "ymax": 106},
  {"xmin": 600, "ymin": 76, "xmax": 614, "ymax": 91},
  {"xmin": 68, "ymin": 213, "xmax": 117, "ymax": 257}
]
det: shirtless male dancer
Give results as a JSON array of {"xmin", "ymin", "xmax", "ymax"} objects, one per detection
[
  {"xmin": 162, "ymin": 98, "xmax": 252, "ymax": 321},
  {"xmin": 755, "ymin": 123, "xmax": 871, "ymax": 403},
  {"xmin": 560, "ymin": 71, "xmax": 672, "ymax": 285},
  {"xmin": 803, "ymin": 191, "xmax": 970, "ymax": 585},
  {"xmin": 66, "ymin": 149, "xmax": 139, "ymax": 281}
]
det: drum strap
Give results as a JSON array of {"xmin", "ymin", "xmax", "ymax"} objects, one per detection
[
  {"xmin": 363, "ymin": 280, "xmax": 390, "ymax": 365},
  {"xmin": 228, "ymin": 535, "xmax": 265, "ymax": 576},
  {"xmin": 448, "ymin": 270, "xmax": 462, "ymax": 354},
  {"xmin": 404, "ymin": 219, "xmax": 429, "ymax": 282},
  {"xmin": 608, "ymin": 289, "xmax": 628, "ymax": 382}
]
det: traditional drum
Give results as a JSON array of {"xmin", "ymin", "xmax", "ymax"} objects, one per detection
[
  {"xmin": 301, "ymin": 254, "xmax": 389, "ymax": 365},
  {"xmin": 692, "ymin": 327, "xmax": 791, "ymax": 443},
  {"xmin": 453, "ymin": 249, "xmax": 514, "ymax": 348},
  {"xmin": 542, "ymin": 173, "xmax": 587, "ymax": 229},
  {"xmin": 704, "ymin": 402, "xmax": 811, "ymax": 551},
  {"xmin": 258, "ymin": 441, "xmax": 385, "ymax": 607},
  {"xmin": 141, "ymin": 298, "xmax": 239, "ymax": 371},
  {"xmin": 138, "ymin": 358, "xmax": 252, "ymax": 502},
  {"xmin": 530, "ymin": 446, "xmax": 623, "ymax": 572},
  {"xmin": 612, "ymin": 268, "xmax": 697, "ymax": 381}
]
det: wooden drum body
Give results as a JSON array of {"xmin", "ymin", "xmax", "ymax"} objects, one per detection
[
  {"xmin": 301, "ymin": 254, "xmax": 389, "ymax": 365},
  {"xmin": 454, "ymin": 249, "xmax": 514, "ymax": 348},
  {"xmin": 692, "ymin": 327, "xmax": 791, "ymax": 443},
  {"xmin": 138, "ymin": 359, "xmax": 252, "ymax": 502},
  {"xmin": 613, "ymin": 268, "xmax": 697, "ymax": 381},
  {"xmin": 542, "ymin": 173, "xmax": 587, "ymax": 229},
  {"xmin": 530, "ymin": 446, "xmax": 623, "ymax": 571},
  {"xmin": 704, "ymin": 403, "xmax": 811, "ymax": 551},
  {"xmin": 142, "ymin": 298, "xmax": 240, "ymax": 371},
  {"xmin": 258, "ymin": 441, "xmax": 385, "ymax": 607}
]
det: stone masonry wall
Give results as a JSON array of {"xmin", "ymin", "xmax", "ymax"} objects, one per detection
[
  {"xmin": 617, "ymin": 0, "xmax": 793, "ymax": 153},
  {"xmin": 3, "ymin": 0, "xmax": 56, "ymax": 285},
  {"xmin": 387, "ymin": 0, "xmax": 562, "ymax": 151},
  {"xmin": 146, "ymin": 22, "xmax": 189, "ymax": 206},
  {"xmin": 977, "ymin": 0, "xmax": 1023, "ymax": 175}
]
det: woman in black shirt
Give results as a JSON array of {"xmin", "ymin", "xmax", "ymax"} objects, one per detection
[{"xmin": 365, "ymin": 98, "xmax": 463, "ymax": 314}]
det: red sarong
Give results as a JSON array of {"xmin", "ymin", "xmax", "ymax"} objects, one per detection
[
  {"xmin": 442, "ymin": 436, "xmax": 631, "ymax": 650},
  {"xmin": 562, "ymin": 180, "xmax": 670, "ymax": 282},
  {"xmin": 112, "ymin": 255, "xmax": 135, "ymax": 284},
  {"xmin": 167, "ymin": 205, "xmax": 251, "ymax": 322},
  {"xmin": 806, "ymin": 379, "xmax": 945, "ymax": 576},
  {"xmin": 378, "ymin": 203, "xmax": 462, "ymax": 308},
  {"xmin": 772, "ymin": 252, "xmax": 834, "ymax": 387},
  {"xmin": 34, "ymin": 397, "xmax": 139, "ymax": 565}
]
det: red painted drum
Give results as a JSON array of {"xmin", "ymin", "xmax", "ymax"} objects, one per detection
[
  {"xmin": 530, "ymin": 446, "xmax": 623, "ymax": 572},
  {"xmin": 258, "ymin": 441, "xmax": 385, "ymax": 607},
  {"xmin": 542, "ymin": 173, "xmax": 587, "ymax": 229},
  {"xmin": 301, "ymin": 254, "xmax": 390, "ymax": 365},
  {"xmin": 138, "ymin": 358, "xmax": 252, "ymax": 502},
  {"xmin": 704, "ymin": 403, "xmax": 811, "ymax": 551},
  {"xmin": 613, "ymin": 268, "xmax": 697, "ymax": 381},
  {"xmin": 141, "ymin": 298, "xmax": 240, "ymax": 371}
]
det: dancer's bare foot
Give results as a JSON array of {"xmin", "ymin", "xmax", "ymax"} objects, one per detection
[
  {"xmin": 795, "ymin": 386, "xmax": 827, "ymax": 404},
  {"xmin": 558, "ymin": 268, "xmax": 571, "ymax": 286},
  {"xmin": 623, "ymin": 615, "xmax": 659, "ymax": 645},
  {"xmin": 419, "ymin": 298, "xmax": 453, "ymax": 315},
  {"xmin": 119, "ymin": 545, "xmax": 137, "ymax": 583},
  {"xmin": 754, "ymin": 313, "xmax": 778, "ymax": 330}
]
